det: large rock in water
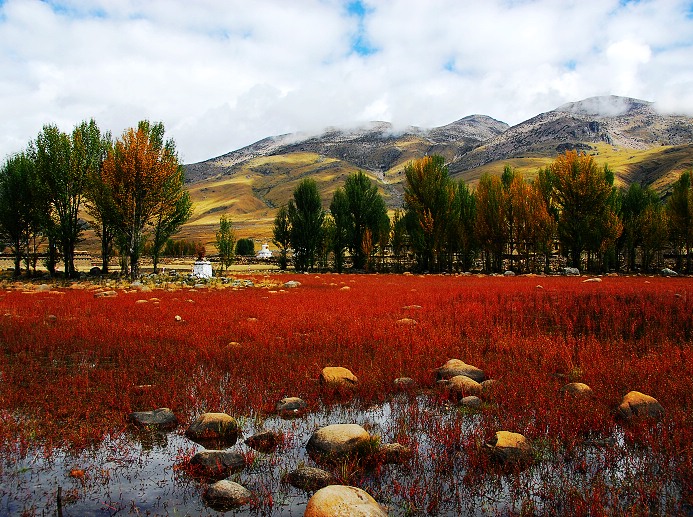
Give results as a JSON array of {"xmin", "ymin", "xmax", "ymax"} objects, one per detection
[
  {"xmin": 128, "ymin": 408, "xmax": 177, "ymax": 430},
  {"xmin": 305, "ymin": 485, "xmax": 387, "ymax": 517},
  {"xmin": 435, "ymin": 359, "xmax": 485, "ymax": 383},
  {"xmin": 188, "ymin": 450, "xmax": 246, "ymax": 480},
  {"xmin": 185, "ymin": 412, "xmax": 239, "ymax": 446},
  {"xmin": 320, "ymin": 367, "xmax": 358, "ymax": 388},
  {"xmin": 245, "ymin": 430, "xmax": 283, "ymax": 453},
  {"xmin": 306, "ymin": 424, "xmax": 371, "ymax": 463},
  {"xmin": 485, "ymin": 431, "xmax": 533, "ymax": 468},
  {"xmin": 203, "ymin": 480, "xmax": 252, "ymax": 511},
  {"xmin": 617, "ymin": 391, "xmax": 665, "ymax": 421}
]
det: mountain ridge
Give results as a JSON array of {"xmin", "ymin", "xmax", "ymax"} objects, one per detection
[{"xmin": 181, "ymin": 95, "xmax": 693, "ymax": 240}]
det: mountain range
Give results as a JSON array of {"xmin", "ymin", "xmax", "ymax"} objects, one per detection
[{"xmin": 182, "ymin": 95, "xmax": 693, "ymax": 240}]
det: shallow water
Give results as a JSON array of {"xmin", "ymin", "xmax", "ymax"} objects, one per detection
[{"xmin": 0, "ymin": 394, "xmax": 683, "ymax": 516}]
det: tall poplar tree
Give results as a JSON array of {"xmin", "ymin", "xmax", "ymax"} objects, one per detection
[{"xmin": 101, "ymin": 121, "xmax": 188, "ymax": 279}]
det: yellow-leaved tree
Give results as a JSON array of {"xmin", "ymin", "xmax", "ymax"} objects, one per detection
[{"xmin": 101, "ymin": 121, "xmax": 188, "ymax": 278}]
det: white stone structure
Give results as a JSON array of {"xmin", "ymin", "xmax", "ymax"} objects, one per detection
[
  {"xmin": 256, "ymin": 243, "xmax": 272, "ymax": 259},
  {"xmin": 192, "ymin": 259, "xmax": 213, "ymax": 278}
]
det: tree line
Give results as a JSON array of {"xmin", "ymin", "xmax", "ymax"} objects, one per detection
[
  {"xmin": 0, "ymin": 119, "xmax": 192, "ymax": 279},
  {"xmin": 273, "ymin": 151, "xmax": 693, "ymax": 274}
]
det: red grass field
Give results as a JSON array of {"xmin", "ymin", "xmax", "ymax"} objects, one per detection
[{"xmin": 0, "ymin": 274, "xmax": 691, "ymax": 515}]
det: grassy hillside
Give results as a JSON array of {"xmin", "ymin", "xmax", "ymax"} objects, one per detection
[{"xmin": 180, "ymin": 143, "xmax": 693, "ymax": 246}]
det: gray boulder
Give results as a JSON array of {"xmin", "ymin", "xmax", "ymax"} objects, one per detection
[
  {"xmin": 203, "ymin": 480, "xmax": 252, "ymax": 511},
  {"xmin": 188, "ymin": 450, "xmax": 246, "ymax": 480},
  {"xmin": 283, "ymin": 466, "xmax": 335, "ymax": 491},
  {"xmin": 128, "ymin": 408, "xmax": 177, "ymax": 430}
]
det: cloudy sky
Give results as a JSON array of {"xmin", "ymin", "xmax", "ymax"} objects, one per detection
[{"xmin": 2, "ymin": 0, "xmax": 693, "ymax": 164}]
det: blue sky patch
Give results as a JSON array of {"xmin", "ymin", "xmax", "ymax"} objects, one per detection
[{"xmin": 347, "ymin": 0, "xmax": 378, "ymax": 56}]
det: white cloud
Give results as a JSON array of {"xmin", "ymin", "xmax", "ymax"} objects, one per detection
[{"xmin": 1, "ymin": 0, "xmax": 692, "ymax": 163}]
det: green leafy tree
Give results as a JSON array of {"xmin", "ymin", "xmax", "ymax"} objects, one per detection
[
  {"xmin": 215, "ymin": 215, "xmax": 235, "ymax": 271},
  {"xmin": 272, "ymin": 205, "xmax": 291, "ymax": 270},
  {"xmin": 618, "ymin": 183, "xmax": 661, "ymax": 271},
  {"xmin": 342, "ymin": 171, "xmax": 389, "ymax": 270},
  {"xmin": 235, "ymin": 238, "xmax": 255, "ymax": 256},
  {"xmin": 666, "ymin": 170, "xmax": 692, "ymax": 272},
  {"xmin": 288, "ymin": 179, "xmax": 324, "ymax": 272},
  {"xmin": 0, "ymin": 153, "xmax": 39, "ymax": 276},
  {"xmin": 550, "ymin": 151, "xmax": 622, "ymax": 271},
  {"xmin": 404, "ymin": 155, "xmax": 455, "ymax": 272},
  {"xmin": 150, "ymin": 188, "xmax": 192, "ymax": 273},
  {"xmin": 329, "ymin": 188, "xmax": 350, "ymax": 272},
  {"xmin": 475, "ymin": 173, "xmax": 507, "ymax": 272},
  {"xmin": 30, "ymin": 120, "xmax": 107, "ymax": 277},
  {"xmin": 390, "ymin": 209, "xmax": 408, "ymax": 272}
]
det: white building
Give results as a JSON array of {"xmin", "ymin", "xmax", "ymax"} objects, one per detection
[
  {"xmin": 256, "ymin": 243, "xmax": 272, "ymax": 259},
  {"xmin": 192, "ymin": 259, "xmax": 213, "ymax": 278}
]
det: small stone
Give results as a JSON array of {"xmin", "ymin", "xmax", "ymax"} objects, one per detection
[
  {"xmin": 402, "ymin": 305, "xmax": 422, "ymax": 310},
  {"xmin": 189, "ymin": 450, "xmax": 246, "ymax": 480},
  {"xmin": 94, "ymin": 290, "xmax": 117, "ymax": 298},
  {"xmin": 445, "ymin": 375, "xmax": 483, "ymax": 398},
  {"xmin": 378, "ymin": 442, "xmax": 413, "ymax": 464},
  {"xmin": 135, "ymin": 299, "xmax": 149, "ymax": 304},
  {"xmin": 174, "ymin": 315, "xmax": 182, "ymax": 321},
  {"xmin": 305, "ymin": 485, "xmax": 387, "ymax": 517},
  {"xmin": 340, "ymin": 286, "xmax": 350, "ymax": 291},
  {"xmin": 582, "ymin": 277, "xmax": 602, "ymax": 283},
  {"xmin": 203, "ymin": 480, "xmax": 252, "ymax": 511},
  {"xmin": 306, "ymin": 424, "xmax": 371, "ymax": 463},
  {"xmin": 245, "ymin": 430, "xmax": 283, "ymax": 453},
  {"xmin": 128, "ymin": 408, "xmax": 177, "ymax": 430},
  {"xmin": 661, "ymin": 268, "xmax": 678, "ymax": 277},
  {"xmin": 564, "ymin": 267, "xmax": 580, "ymax": 276},
  {"xmin": 461, "ymin": 395, "xmax": 482, "ymax": 408},
  {"xmin": 397, "ymin": 318, "xmax": 417, "ymax": 325},
  {"xmin": 503, "ymin": 270, "xmax": 515, "ymax": 276},
  {"xmin": 185, "ymin": 412, "xmax": 239, "ymax": 446},
  {"xmin": 393, "ymin": 377, "xmax": 417, "ymax": 390},
  {"xmin": 485, "ymin": 431, "xmax": 533, "ymax": 468},
  {"xmin": 283, "ymin": 466, "xmax": 335, "ymax": 491},
  {"xmin": 617, "ymin": 391, "xmax": 665, "ymax": 421},
  {"xmin": 560, "ymin": 382, "xmax": 594, "ymax": 397},
  {"xmin": 283, "ymin": 280, "xmax": 301, "ymax": 288},
  {"xmin": 320, "ymin": 366, "xmax": 358, "ymax": 388},
  {"xmin": 276, "ymin": 397, "xmax": 308, "ymax": 418},
  {"xmin": 435, "ymin": 359, "xmax": 485, "ymax": 383}
]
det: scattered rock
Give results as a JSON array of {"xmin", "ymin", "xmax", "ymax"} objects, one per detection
[
  {"xmin": 560, "ymin": 382, "xmax": 594, "ymax": 398},
  {"xmin": 94, "ymin": 290, "xmax": 117, "ymax": 298},
  {"xmin": 378, "ymin": 442, "xmax": 413, "ymax": 464},
  {"xmin": 485, "ymin": 431, "xmax": 533, "ymax": 468},
  {"xmin": 89, "ymin": 266, "xmax": 101, "ymax": 275},
  {"xmin": 340, "ymin": 286, "xmax": 351, "ymax": 291},
  {"xmin": 461, "ymin": 395, "xmax": 482, "ymax": 408},
  {"xmin": 582, "ymin": 277, "xmax": 602, "ymax": 283},
  {"xmin": 661, "ymin": 268, "xmax": 678, "ymax": 277},
  {"xmin": 396, "ymin": 318, "xmax": 417, "ymax": 326},
  {"xmin": 435, "ymin": 359, "xmax": 485, "ymax": 383},
  {"xmin": 393, "ymin": 377, "xmax": 417, "ymax": 390},
  {"xmin": 503, "ymin": 270, "xmax": 515, "ymax": 276},
  {"xmin": 617, "ymin": 391, "xmax": 665, "ymax": 421},
  {"xmin": 283, "ymin": 466, "xmax": 335, "ymax": 491},
  {"xmin": 245, "ymin": 430, "xmax": 283, "ymax": 453},
  {"xmin": 135, "ymin": 299, "xmax": 149, "ymax": 304},
  {"xmin": 174, "ymin": 315, "xmax": 182, "ymax": 322},
  {"xmin": 305, "ymin": 485, "xmax": 387, "ymax": 517},
  {"xmin": 563, "ymin": 267, "xmax": 580, "ymax": 276},
  {"xmin": 185, "ymin": 412, "xmax": 239, "ymax": 446},
  {"xmin": 306, "ymin": 424, "xmax": 371, "ymax": 463},
  {"xmin": 128, "ymin": 408, "xmax": 177, "ymax": 430},
  {"xmin": 445, "ymin": 375, "xmax": 483, "ymax": 398},
  {"xmin": 283, "ymin": 280, "xmax": 301, "ymax": 288},
  {"xmin": 481, "ymin": 379, "xmax": 499, "ymax": 393},
  {"xmin": 320, "ymin": 366, "xmax": 358, "ymax": 388},
  {"xmin": 276, "ymin": 397, "xmax": 308, "ymax": 418},
  {"xmin": 189, "ymin": 450, "xmax": 246, "ymax": 480},
  {"xmin": 203, "ymin": 480, "xmax": 252, "ymax": 511}
]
